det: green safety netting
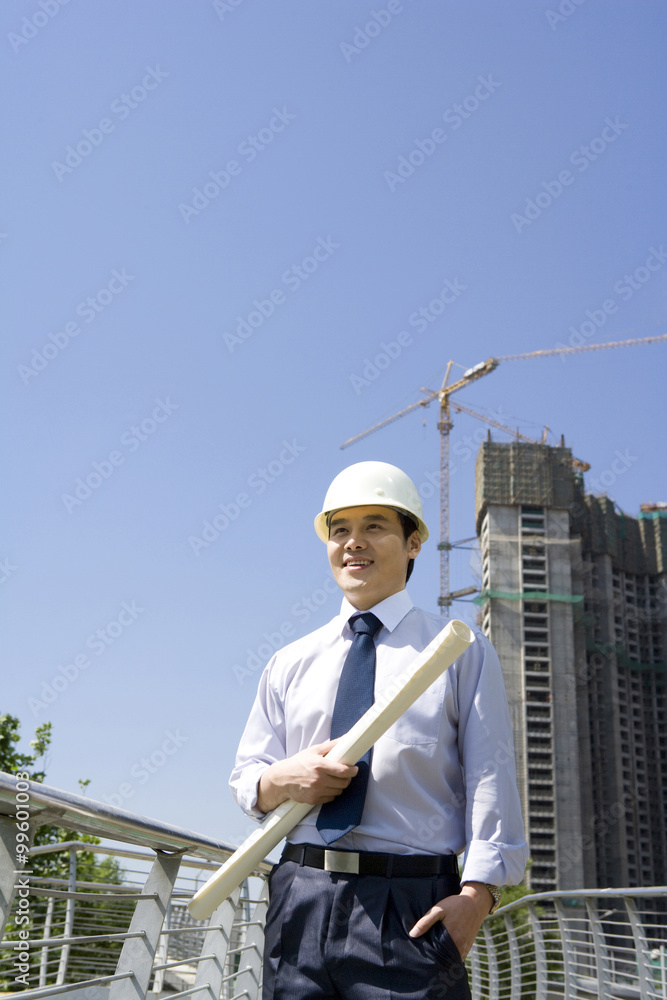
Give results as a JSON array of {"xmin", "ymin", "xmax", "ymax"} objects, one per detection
[
  {"xmin": 473, "ymin": 589, "xmax": 584, "ymax": 605},
  {"xmin": 587, "ymin": 641, "xmax": 667, "ymax": 673}
]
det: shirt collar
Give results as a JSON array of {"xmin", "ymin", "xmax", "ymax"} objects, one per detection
[{"xmin": 339, "ymin": 589, "xmax": 414, "ymax": 636}]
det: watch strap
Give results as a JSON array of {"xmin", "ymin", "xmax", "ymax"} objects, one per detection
[{"xmin": 484, "ymin": 883, "xmax": 501, "ymax": 915}]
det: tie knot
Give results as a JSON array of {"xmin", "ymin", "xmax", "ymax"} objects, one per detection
[{"xmin": 349, "ymin": 612, "xmax": 383, "ymax": 638}]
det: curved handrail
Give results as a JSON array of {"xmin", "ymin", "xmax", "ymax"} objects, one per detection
[{"xmin": 0, "ymin": 770, "xmax": 271, "ymax": 873}]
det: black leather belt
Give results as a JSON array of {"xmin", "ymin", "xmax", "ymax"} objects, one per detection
[{"xmin": 282, "ymin": 842, "xmax": 459, "ymax": 878}]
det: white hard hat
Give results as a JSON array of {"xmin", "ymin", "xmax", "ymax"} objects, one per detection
[{"xmin": 314, "ymin": 461, "xmax": 429, "ymax": 543}]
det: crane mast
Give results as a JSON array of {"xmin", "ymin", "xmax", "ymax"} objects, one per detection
[{"xmin": 340, "ymin": 332, "xmax": 667, "ymax": 612}]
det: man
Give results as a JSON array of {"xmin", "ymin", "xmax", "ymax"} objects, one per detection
[{"xmin": 230, "ymin": 461, "xmax": 528, "ymax": 999}]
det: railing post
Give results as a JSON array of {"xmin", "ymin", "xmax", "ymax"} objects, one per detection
[
  {"xmin": 480, "ymin": 921, "xmax": 499, "ymax": 1000},
  {"xmin": 1, "ymin": 816, "xmax": 19, "ymax": 938},
  {"xmin": 625, "ymin": 895, "xmax": 655, "ymax": 1000},
  {"xmin": 585, "ymin": 896, "xmax": 611, "ymax": 995},
  {"xmin": 193, "ymin": 885, "xmax": 242, "ymax": 1000},
  {"xmin": 231, "ymin": 878, "xmax": 269, "ymax": 1000},
  {"xmin": 554, "ymin": 899, "xmax": 575, "ymax": 999},
  {"xmin": 657, "ymin": 944, "xmax": 667, "ymax": 1000},
  {"xmin": 151, "ymin": 901, "xmax": 169, "ymax": 995},
  {"xmin": 1, "ymin": 815, "xmax": 35, "ymax": 939},
  {"xmin": 468, "ymin": 936, "xmax": 482, "ymax": 999},
  {"xmin": 56, "ymin": 848, "xmax": 77, "ymax": 985},
  {"xmin": 527, "ymin": 903, "xmax": 548, "ymax": 1000},
  {"xmin": 39, "ymin": 896, "xmax": 55, "ymax": 987},
  {"xmin": 108, "ymin": 849, "xmax": 184, "ymax": 1000},
  {"xmin": 505, "ymin": 912, "xmax": 521, "ymax": 999}
]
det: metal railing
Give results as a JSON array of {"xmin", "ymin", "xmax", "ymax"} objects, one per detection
[
  {"xmin": 0, "ymin": 772, "xmax": 270, "ymax": 999},
  {"xmin": 470, "ymin": 888, "xmax": 667, "ymax": 999},
  {"xmin": 1, "ymin": 772, "xmax": 666, "ymax": 999}
]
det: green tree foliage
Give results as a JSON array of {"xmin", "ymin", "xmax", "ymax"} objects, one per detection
[
  {"xmin": 0, "ymin": 713, "xmax": 105, "ymax": 877},
  {"xmin": 0, "ymin": 714, "xmax": 51, "ymax": 782},
  {"xmin": 501, "ymin": 881, "xmax": 535, "ymax": 907}
]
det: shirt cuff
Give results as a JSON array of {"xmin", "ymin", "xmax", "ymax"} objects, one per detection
[
  {"xmin": 231, "ymin": 763, "xmax": 269, "ymax": 821},
  {"xmin": 460, "ymin": 838, "xmax": 529, "ymax": 887}
]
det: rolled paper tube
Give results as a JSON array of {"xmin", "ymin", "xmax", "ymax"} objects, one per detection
[{"xmin": 188, "ymin": 618, "xmax": 474, "ymax": 920}]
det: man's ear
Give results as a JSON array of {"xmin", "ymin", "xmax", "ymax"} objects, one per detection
[{"xmin": 408, "ymin": 531, "xmax": 422, "ymax": 559}]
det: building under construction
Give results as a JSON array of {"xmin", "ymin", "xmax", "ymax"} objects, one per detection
[{"xmin": 474, "ymin": 439, "xmax": 667, "ymax": 892}]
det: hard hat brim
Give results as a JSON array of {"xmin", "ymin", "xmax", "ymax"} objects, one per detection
[{"xmin": 314, "ymin": 504, "xmax": 429, "ymax": 544}]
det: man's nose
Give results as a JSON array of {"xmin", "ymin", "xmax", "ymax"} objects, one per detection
[{"xmin": 344, "ymin": 534, "xmax": 365, "ymax": 549}]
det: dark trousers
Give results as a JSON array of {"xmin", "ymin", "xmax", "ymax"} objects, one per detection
[{"xmin": 262, "ymin": 858, "xmax": 471, "ymax": 999}]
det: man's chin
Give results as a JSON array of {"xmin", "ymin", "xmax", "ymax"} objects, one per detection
[
  {"xmin": 336, "ymin": 568, "xmax": 370, "ymax": 590},
  {"xmin": 339, "ymin": 579, "xmax": 372, "ymax": 607}
]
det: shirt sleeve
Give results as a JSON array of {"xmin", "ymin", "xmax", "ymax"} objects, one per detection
[
  {"xmin": 229, "ymin": 656, "xmax": 287, "ymax": 820},
  {"xmin": 456, "ymin": 634, "xmax": 529, "ymax": 887}
]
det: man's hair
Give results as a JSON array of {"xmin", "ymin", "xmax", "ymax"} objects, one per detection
[{"xmin": 396, "ymin": 511, "xmax": 419, "ymax": 582}]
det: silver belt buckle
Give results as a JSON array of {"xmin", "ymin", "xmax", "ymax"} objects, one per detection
[{"xmin": 324, "ymin": 850, "xmax": 360, "ymax": 874}]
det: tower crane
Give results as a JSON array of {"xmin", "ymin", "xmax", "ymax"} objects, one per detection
[
  {"xmin": 450, "ymin": 399, "xmax": 591, "ymax": 472},
  {"xmin": 340, "ymin": 332, "xmax": 667, "ymax": 611}
]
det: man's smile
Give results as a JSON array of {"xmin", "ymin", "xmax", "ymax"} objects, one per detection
[{"xmin": 343, "ymin": 558, "xmax": 374, "ymax": 570}]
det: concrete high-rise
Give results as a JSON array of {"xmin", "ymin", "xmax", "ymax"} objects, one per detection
[{"xmin": 474, "ymin": 440, "xmax": 667, "ymax": 891}]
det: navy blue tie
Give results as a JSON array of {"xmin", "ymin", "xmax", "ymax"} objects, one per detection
[{"xmin": 316, "ymin": 612, "xmax": 383, "ymax": 844}]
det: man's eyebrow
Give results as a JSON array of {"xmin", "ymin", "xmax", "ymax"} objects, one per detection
[{"xmin": 329, "ymin": 513, "xmax": 391, "ymax": 527}]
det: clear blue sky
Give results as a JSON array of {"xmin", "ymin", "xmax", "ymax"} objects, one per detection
[{"xmin": 2, "ymin": 0, "xmax": 665, "ymax": 847}]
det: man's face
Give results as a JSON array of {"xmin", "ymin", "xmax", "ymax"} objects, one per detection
[{"xmin": 327, "ymin": 505, "xmax": 421, "ymax": 610}]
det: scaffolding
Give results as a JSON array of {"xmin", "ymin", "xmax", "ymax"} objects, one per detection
[
  {"xmin": 475, "ymin": 441, "xmax": 576, "ymax": 533},
  {"xmin": 582, "ymin": 495, "xmax": 667, "ymax": 576}
]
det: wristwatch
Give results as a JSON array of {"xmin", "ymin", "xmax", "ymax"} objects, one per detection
[{"xmin": 484, "ymin": 884, "xmax": 501, "ymax": 915}]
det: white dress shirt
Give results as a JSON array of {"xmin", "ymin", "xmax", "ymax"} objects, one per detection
[{"xmin": 230, "ymin": 589, "xmax": 528, "ymax": 886}]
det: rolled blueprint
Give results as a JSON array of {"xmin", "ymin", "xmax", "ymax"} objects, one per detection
[{"xmin": 188, "ymin": 618, "xmax": 474, "ymax": 920}]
